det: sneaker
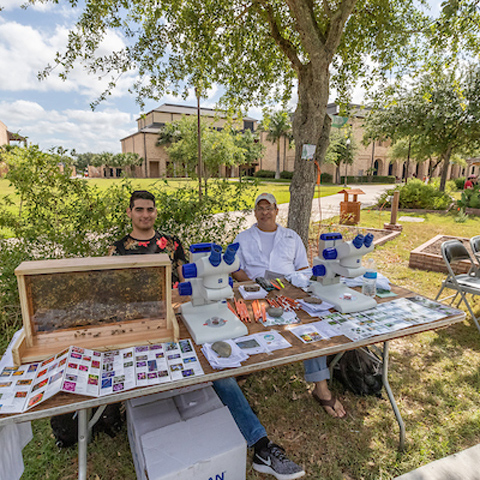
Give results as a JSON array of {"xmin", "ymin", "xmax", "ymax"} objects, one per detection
[{"xmin": 252, "ymin": 441, "xmax": 305, "ymax": 480}]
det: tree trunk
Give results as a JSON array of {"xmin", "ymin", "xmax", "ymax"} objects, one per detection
[
  {"xmin": 439, "ymin": 147, "xmax": 452, "ymax": 192},
  {"xmin": 288, "ymin": 62, "xmax": 331, "ymax": 246},
  {"xmin": 275, "ymin": 141, "xmax": 281, "ymax": 179}
]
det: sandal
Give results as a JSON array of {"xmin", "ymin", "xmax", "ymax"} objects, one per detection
[{"xmin": 312, "ymin": 391, "xmax": 347, "ymax": 419}]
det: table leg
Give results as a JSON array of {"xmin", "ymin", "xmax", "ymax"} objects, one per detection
[
  {"xmin": 78, "ymin": 409, "xmax": 89, "ymax": 480},
  {"xmin": 382, "ymin": 341, "xmax": 405, "ymax": 451}
]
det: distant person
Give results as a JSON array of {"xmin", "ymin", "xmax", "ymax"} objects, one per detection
[{"xmin": 464, "ymin": 175, "xmax": 477, "ymax": 190}]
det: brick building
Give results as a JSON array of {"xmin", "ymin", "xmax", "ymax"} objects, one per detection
[
  {"xmin": 119, "ymin": 103, "xmax": 464, "ymax": 182},
  {"xmin": 119, "ymin": 104, "xmax": 258, "ymax": 178}
]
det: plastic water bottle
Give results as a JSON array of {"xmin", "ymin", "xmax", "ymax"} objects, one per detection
[{"xmin": 362, "ymin": 258, "xmax": 377, "ymax": 297}]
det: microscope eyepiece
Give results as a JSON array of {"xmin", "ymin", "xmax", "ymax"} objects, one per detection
[
  {"xmin": 364, "ymin": 233, "xmax": 374, "ymax": 247},
  {"xmin": 352, "ymin": 234, "xmax": 365, "ymax": 249},
  {"xmin": 209, "ymin": 244, "xmax": 223, "ymax": 267},
  {"xmin": 223, "ymin": 242, "xmax": 240, "ymax": 265}
]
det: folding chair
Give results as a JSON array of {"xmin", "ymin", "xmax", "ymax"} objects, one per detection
[
  {"xmin": 469, "ymin": 235, "xmax": 480, "ymax": 267},
  {"xmin": 435, "ymin": 239, "xmax": 480, "ymax": 334}
]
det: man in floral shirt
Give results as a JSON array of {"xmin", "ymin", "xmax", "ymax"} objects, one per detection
[{"xmin": 109, "ymin": 190, "xmax": 186, "ymax": 286}]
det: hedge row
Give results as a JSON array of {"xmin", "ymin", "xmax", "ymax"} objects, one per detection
[{"xmin": 253, "ymin": 169, "xmax": 396, "ymax": 184}]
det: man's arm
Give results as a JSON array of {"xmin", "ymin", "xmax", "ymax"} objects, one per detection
[
  {"xmin": 176, "ymin": 265, "xmax": 185, "ymax": 282},
  {"xmin": 232, "ymin": 269, "xmax": 251, "ymax": 282}
]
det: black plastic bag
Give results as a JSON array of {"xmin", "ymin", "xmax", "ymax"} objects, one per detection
[{"xmin": 50, "ymin": 402, "xmax": 124, "ymax": 448}]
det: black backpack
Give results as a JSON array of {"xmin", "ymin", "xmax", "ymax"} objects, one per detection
[
  {"xmin": 50, "ymin": 402, "xmax": 124, "ymax": 448},
  {"xmin": 328, "ymin": 347, "xmax": 383, "ymax": 397}
]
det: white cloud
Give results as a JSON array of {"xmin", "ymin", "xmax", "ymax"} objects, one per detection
[
  {"xmin": 0, "ymin": 0, "xmax": 54, "ymax": 12},
  {"xmin": 0, "ymin": 100, "xmax": 135, "ymax": 152},
  {"xmin": 0, "ymin": 19, "xmax": 137, "ymax": 98}
]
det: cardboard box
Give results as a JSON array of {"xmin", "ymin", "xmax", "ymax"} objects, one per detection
[
  {"xmin": 142, "ymin": 406, "xmax": 246, "ymax": 480},
  {"xmin": 126, "ymin": 397, "xmax": 181, "ymax": 480},
  {"xmin": 128, "ymin": 382, "xmax": 212, "ymax": 409},
  {"xmin": 127, "ymin": 386, "xmax": 246, "ymax": 480},
  {"xmin": 174, "ymin": 385, "xmax": 223, "ymax": 420}
]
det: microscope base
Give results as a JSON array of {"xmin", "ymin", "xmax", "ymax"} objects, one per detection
[
  {"xmin": 309, "ymin": 282, "xmax": 377, "ymax": 313},
  {"xmin": 179, "ymin": 301, "xmax": 248, "ymax": 345}
]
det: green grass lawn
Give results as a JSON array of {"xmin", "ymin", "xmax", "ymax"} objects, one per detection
[
  {"xmin": 13, "ymin": 208, "xmax": 480, "ymax": 480},
  {"xmin": 0, "ymin": 177, "xmax": 342, "ymax": 213},
  {"xmin": 78, "ymin": 177, "xmax": 345, "ymax": 207}
]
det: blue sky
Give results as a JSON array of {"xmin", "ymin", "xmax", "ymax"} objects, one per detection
[{"xmin": 0, "ymin": 0, "xmax": 441, "ymax": 154}]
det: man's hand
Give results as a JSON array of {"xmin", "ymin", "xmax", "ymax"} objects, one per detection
[{"xmin": 232, "ymin": 269, "xmax": 251, "ymax": 282}]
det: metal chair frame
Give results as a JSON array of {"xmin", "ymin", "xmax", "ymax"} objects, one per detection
[
  {"xmin": 469, "ymin": 235, "xmax": 480, "ymax": 267},
  {"xmin": 435, "ymin": 239, "xmax": 480, "ymax": 334}
]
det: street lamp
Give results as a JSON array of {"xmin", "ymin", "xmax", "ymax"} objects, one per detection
[{"xmin": 344, "ymin": 138, "xmax": 351, "ymax": 187}]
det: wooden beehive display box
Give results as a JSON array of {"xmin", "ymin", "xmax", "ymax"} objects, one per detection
[{"xmin": 12, "ymin": 254, "xmax": 179, "ymax": 365}]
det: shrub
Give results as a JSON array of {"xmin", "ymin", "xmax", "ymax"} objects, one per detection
[
  {"xmin": 376, "ymin": 179, "xmax": 452, "ymax": 210},
  {"xmin": 149, "ymin": 179, "xmax": 255, "ymax": 247},
  {"xmin": 280, "ymin": 170, "xmax": 294, "ymax": 179},
  {"xmin": 254, "ymin": 169, "xmax": 276, "ymax": 178},
  {"xmin": 339, "ymin": 175, "xmax": 396, "ymax": 184},
  {"xmin": 0, "ymin": 146, "xmax": 257, "ymax": 347},
  {"xmin": 364, "ymin": 175, "xmax": 396, "ymax": 184},
  {"xmin": 320, "ymin": 173, "xmax": 333, "ymax": 183},
  {"xmin": 454, "ymin": 177, "xmax": 466, "ymax": 190},
  {"xmin": 458, "ymin": 184, "xmax": 480, "ymax": 210},
  {"xmin": 428, "ymin": 177, "xmax": 457, "ymax": 195}
]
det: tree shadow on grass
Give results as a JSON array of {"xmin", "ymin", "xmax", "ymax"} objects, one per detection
[{"xmin": 242, "ymin": 318, "xmax": 480, "ymax": 479}]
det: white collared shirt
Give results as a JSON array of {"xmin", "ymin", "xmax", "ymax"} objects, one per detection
[{"xmin": 234, "ymin": 224, "xmax": 309, "ymax": 280}]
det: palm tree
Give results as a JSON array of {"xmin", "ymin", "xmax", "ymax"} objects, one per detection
[{"xmin": 260, "ymin": 110, "xmax": 292, "ymax": 179}]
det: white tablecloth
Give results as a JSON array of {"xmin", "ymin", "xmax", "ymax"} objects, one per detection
[{"xmin": 0, "ymin": 330, "xmax": 33, "ymax": 480}]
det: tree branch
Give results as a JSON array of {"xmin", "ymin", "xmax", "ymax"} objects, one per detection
[
  {"xmin": 324, "ymin": 0, "xmax": 357, "ymax": 58},
  {"xmin": 322, "ymin": 0, "xmax": 332, "ymax": 18},
  {"xmin": 285, "ymin": 0, "xmax": 325, "ymax": 57},
  {"xmin": 254, "ymin": 0, "xmax": 303, "ymax": 71}
]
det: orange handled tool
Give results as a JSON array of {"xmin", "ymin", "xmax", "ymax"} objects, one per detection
[
  {"xmin": 260, "ymin": 301, "xmax": 267, "ymax": 323},
  {"xmin": 252, "ymin": 300, "xmax": 262, "ymax": 323},
  {"xmin": 234, "ymin": 297, "xmax": 251, "ymax": 323},
  {"xmin": 228, "ymin": 301, "xmax": 241, "ymax": 320}
]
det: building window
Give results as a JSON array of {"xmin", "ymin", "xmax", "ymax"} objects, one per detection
[{"xmin": 243, "ymin": 120, "xmax": 254, "ymax": 132}]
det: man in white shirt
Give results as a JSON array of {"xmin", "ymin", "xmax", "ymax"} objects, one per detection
[{"xmin": 233, "ymin": 193, "xmax": 346, "ymax": 419}]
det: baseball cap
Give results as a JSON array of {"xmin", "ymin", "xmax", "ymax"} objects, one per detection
[{"xmin": 255, "ymin": 193, "xmax": 277, "ymax": 207}]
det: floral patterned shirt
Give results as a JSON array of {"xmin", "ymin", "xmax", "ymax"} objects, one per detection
[{"xmin": 109, "ymin": 231, "xmax": 187, "ymax": 286}]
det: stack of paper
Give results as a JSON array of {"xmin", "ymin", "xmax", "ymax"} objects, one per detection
[
  {"xmin": 298, "ymin": 299, "xmax": 334, "ymax": 316},
  {"xmin": 290, "ymin": 321, "xmax": 337, "ymax": 344},
  {"xmin": 201, "ymin": 331, "xmax": 293, "ymax": 369},
  {"xmin": 263, "ymin": 310, "xmax": 300, "ymax": 327},
  {"xmin": 235, "ymin": 331, "xmax": 292, "ymax": 354},
  {"xmin": 202, "ymin": 340, "xmax": 249, "ymax": 369}
]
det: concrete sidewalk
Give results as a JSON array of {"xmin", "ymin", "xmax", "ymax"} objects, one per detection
[
  {"xmin": 242, "ymin": 183, "xmax": 392, "ymax": 228},
  {"xmin": 393, "ymin": 443, "xmax": 480, "ymax": 480}
]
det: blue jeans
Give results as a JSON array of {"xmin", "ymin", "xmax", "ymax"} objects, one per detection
[
  {"xmin": 303, "ymin": 356, "xmax": 330, "ymax": 383},
  {"xmin": 213, "ymin": 377, "xmax": 267, "ymax": 447}
]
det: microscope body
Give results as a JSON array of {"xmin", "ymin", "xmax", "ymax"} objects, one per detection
[
  {"xmin": 178, "ymin": 242, "xmax": 247, "ymax": 344},
  {"xmin": 183, "ymin": 243, "xmax": 239, "ymax": 306},
  {"xmin": 312, "ymin": 232, "xmax": 374, "ymax": 284},
  {"xmin": 310, "ymin": 233, "xmax": 377, "ymax": 313}
]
